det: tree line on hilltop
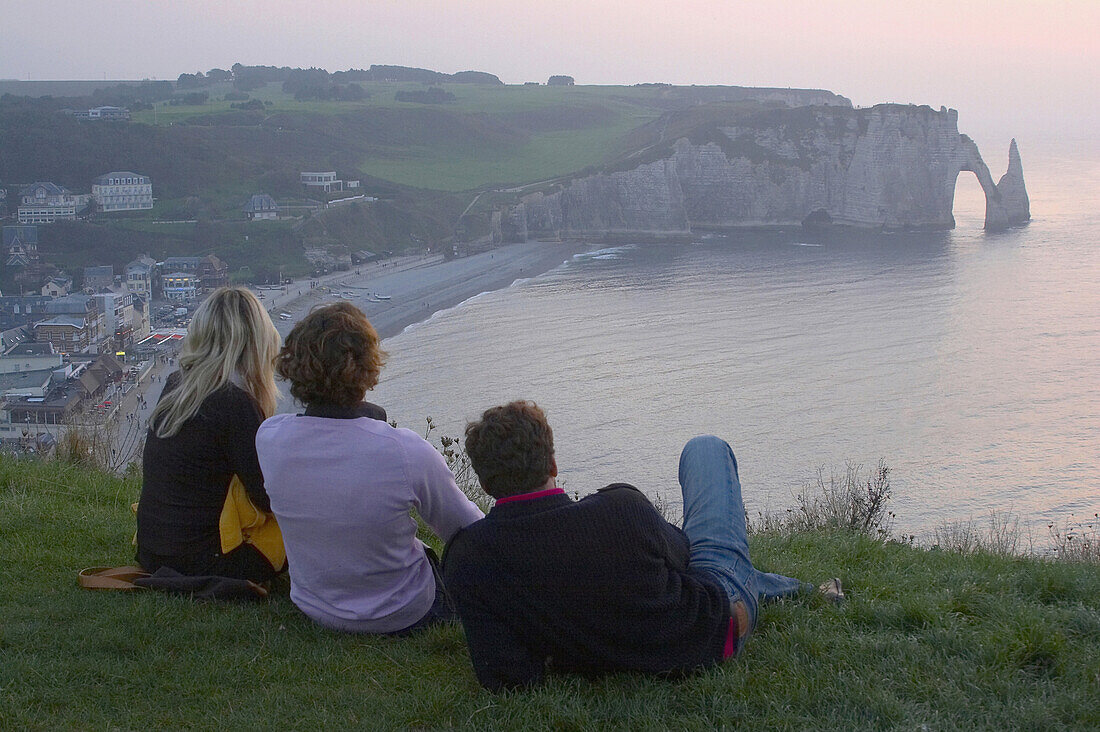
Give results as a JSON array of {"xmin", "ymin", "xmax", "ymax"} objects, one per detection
[{"xmin": 177, "ymin": 63, "xmax": 503, "ymax": 97}]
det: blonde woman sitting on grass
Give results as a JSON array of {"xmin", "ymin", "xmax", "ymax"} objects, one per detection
[{"xmin": 136, "ymin": 286, "xmax": 286, "ymax": 582}]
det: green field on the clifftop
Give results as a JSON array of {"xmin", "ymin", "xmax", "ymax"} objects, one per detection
[
  {"xmin": 131, "ymin": 82, "xmax": 689, "ymax": 192},
  {"xmin": 3, "ymin": 81, "xmax": 825, "ymax": 200}
]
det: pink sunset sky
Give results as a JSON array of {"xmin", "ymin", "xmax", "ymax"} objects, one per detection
[{"xmin": 2, "ymin": 0, "xmax": 1097, "ymax": 148}]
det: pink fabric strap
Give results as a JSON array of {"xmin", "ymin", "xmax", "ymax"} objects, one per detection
[
  {"xmin": 495, "ymin": 487, "xmax": 565, "ymax": 505},
  {"xmin": 723, "ymin": 599, "xmax": 750, "ymax": 660},
  {"xmin": 723, "ymin": 617, "xmax": 735, "ymax": 659}
]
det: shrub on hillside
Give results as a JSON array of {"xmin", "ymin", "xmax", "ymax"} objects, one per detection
[
  {"xmin": 55, "ymin": 414, "xmax": 144, "ymax": 474},
  {"xmin": 1049, "ymin": 514, "xmax": 1100, "ymax": 563},
  {"xmin": 170, "ymin": 92, "xmax": 208, "ymax": 106},
  {"xmin": 756, "ymin": 459, "xmax": 894, "ymax": 537},
  {"xmin": 933, "ymin": 510, "xmax": 1025, "ymax": 555},
  {"xmin": 394, "ymin": 88, "xmax": 455, "ymax": 104},
  {"xmin": 230, "ymin": 99, "xmax": 265, "ymax": 111},
  {"xmin": 422, "ymin": 416, "xmax": 491, "ymax": 513}
]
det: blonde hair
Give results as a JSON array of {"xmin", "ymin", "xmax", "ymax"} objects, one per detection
[{"xmin": 151, "ymin": 286, "xmax": 281, "ymax": 438}]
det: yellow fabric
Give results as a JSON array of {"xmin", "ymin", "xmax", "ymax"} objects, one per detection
[{"xmin": 218, "ymin": 475, "xmax": 286, "ymax": 571}]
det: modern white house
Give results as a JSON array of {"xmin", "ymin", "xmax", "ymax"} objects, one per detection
[
  {"xmin": 300, "ymin": 171, "xmax": 361, "ymax": 193},
  {"xmin": 18, "ymin": 183, "xmax": 92, "ymax": 224},
  {"xmin": 92, "ymin": 172, "xmax": 154, "ymax": 212},
  {"xmin": 300, "ymin": 171, "xmax": 339, "ymax": 191}
]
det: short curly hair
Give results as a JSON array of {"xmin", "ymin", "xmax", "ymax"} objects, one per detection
[
  {"xmin": 275, "ymin": 302, "xmax": 387, "ymax": 408},
  {"xmin": 465, "ymin": 401, "xmax": 555, "ymax": 499}
]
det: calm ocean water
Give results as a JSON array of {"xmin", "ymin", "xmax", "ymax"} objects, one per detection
[{"xmin": 376, "ymin": 141, "xmax": 1100, "ymax": 537}]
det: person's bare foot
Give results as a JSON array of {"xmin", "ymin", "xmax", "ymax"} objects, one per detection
[{"xmin": 818, "ymin": 578, "xmax": 845, "ymax": 603}]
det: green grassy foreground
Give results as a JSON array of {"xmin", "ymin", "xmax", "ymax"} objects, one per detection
[{"xmin": 2, "ymin": 456, "xmax": 1098, "ymax": 730}]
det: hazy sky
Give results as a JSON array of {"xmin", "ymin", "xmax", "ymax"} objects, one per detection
[{"xmin": 3, "ymin": 0, "xmax": 1098, "ymax": 149}]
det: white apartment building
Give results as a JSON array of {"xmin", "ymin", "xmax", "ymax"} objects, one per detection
[
  {"xmin": 94, "ymin": 291, "xmax": 137, "ymax": 346},
  {"xmin": 92, "ymin": 172, "xmax": 154, "ymax": 212}
]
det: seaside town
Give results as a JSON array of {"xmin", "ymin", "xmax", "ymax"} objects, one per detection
[{"xmin": 0, "ymin": 156, "xmax": 403, "ymax": 459}]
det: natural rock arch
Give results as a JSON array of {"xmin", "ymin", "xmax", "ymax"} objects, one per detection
[
  {"xmin": 959, "ymin": 137, "xmax": 1031, "ymax": 230},
  {"xmin": 502, "ymin": 105, "xmax": 1031, "ymax": 241}
]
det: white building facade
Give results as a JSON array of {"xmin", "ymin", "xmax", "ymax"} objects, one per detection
[
  {"xmin": 162, "ymin": 273, "xmax": 197, "ymax": 302},
  {"xmin": 92, "ymin": 172, "xmax": 154, "ymax": 212},
  {"xmin": 18, "ymin": 183, "xmax": 92, "ymax": 224},
  {"xmin": 124, "ymin": 256, "xmax": 156, "ymax": 297},
  {"xmin": 94, "ymin": 292, "xmax": 137, "ymax": 347}
]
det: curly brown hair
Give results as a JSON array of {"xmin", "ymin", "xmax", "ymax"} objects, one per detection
[
  {"xmin": 275, "ymin": 302, "xmax": 387, "ymax": 408},
  {"xmin": 465, "ymin": 400, "xmax": 555, "ymax": 499}
]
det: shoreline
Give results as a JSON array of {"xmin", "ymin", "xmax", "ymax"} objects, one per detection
[
  {"xmin": 269, "ymin": 241, "xmax": 587, "ymax": 413},
  {"xmin": 269, "ymin": 240, "xmax": 587, "ymax": 341}
]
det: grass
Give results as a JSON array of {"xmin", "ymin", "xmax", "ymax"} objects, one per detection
[
  {"xmin": 127, "ymin": 81, "xmax": 667, "ymax": 193},
  {"xmin": 2, "ymin": 455, "xmax": 1098, "ymax": 730},
  {"xmin": 358, "ymin": 122, "xmax": 636, "ymax": 193},
  {"xmin": 353, "ymin": 88, "xmax": 661, "ymax": 191}
]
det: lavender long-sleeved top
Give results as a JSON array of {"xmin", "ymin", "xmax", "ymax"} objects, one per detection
[{"xmin": 256, "ymin": 413, "xmax": 484, "ymax": 633}]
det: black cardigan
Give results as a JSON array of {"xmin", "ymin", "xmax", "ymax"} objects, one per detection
[
  {"xmin": 137, "ymin": 373, "xmax": 268, "ymax": 560},
  {"xmin": 442, "ymin": 484, "xmax": 731, "ymax": 690}
]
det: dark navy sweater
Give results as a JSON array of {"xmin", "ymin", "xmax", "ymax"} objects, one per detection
[{"xmin": 442, "ymin": 484, "xmax": 731, "ymax": 690}]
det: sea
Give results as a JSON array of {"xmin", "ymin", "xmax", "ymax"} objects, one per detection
[{"xmin": 374, "ymin": 140, "xmax": 1100, "ymax": 540}]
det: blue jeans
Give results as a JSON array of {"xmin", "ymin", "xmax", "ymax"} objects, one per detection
[{"xmin": 679, "ymin": 436, "xmax": 806, "ymax": 641}]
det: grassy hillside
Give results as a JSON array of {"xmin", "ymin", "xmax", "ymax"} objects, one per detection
[
  {"xmin": 0, "ymin": 76, "xmax": 847, "ymax": 279},
  {"xmin": 1, "ymin": 81, "xmax": 845, "ymax": 202},
  {"xmin": 2, "ymin": 455, "xmax": 1097, "ymax": 730},
  {"xmin": 3, "ymin": 83, "xmax": 664, "ymax": 199}
]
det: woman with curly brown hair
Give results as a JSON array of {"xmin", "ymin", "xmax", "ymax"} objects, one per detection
[{"xmin": 256, "ymin": 302, "xmax": 483, "ymax": 634}]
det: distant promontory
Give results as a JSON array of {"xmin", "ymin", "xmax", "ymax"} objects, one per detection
[
  {"xmin": 0, "ymin": 64, "xmax": 1030, "ymax": 283},
  {"xmin": 493, "ymin": 103, "xmax": 1029, "ymax": 242}
]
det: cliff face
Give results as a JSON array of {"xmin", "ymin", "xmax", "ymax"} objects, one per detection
[{"xmin": 511, "ymin": 104, "xmax": 1029, "ymax": 239}]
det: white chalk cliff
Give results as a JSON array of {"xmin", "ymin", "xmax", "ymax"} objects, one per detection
[{"xmin": 504, "ymin": 104, "xmax": 1029, "ymax": 240}]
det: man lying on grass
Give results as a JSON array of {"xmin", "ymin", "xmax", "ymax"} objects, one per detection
[{"xmin": 443, "ymin": 400, "xmax": 815, "ymax": 691}]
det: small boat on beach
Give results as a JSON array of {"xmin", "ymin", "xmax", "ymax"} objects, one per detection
[{"xmin": 374, "ymin": 294, "xmax": 391, "ymax": 300}]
